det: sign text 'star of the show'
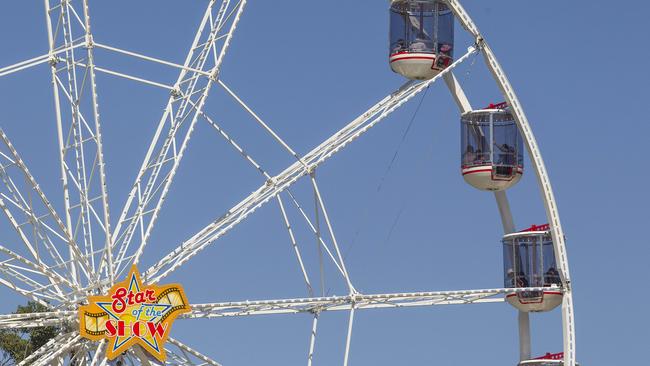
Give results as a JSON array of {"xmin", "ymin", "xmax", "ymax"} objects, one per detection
[{"xmin": 78, "ymin": 266, "xmax": 190, "ymax": 361}]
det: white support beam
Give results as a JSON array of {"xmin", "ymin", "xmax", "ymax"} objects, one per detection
[
  {"xmin": 167, "ymin": 337, "xmax": 223, "ymax": 366},
  {"xmin": 218, "ymin": 79, "xmax": 306, "ymax": 166},
  {"xmin": 16, "ymin": 332, "xmax": 75, "ymax": 366},
  {"xmin": 307, "ymin": 313, "xmax": 319, "ymax": 366},
  {"xmin": 277, "ymin": 195, "xmax": 314, "ymax": 296},
  {"xmin": 43, "ymin": 0, "xmax": 112, "ymax": 287},
  {"xmin": 110, "ymin": 0, "xmax": 248, "ymax": 279},
  {"xmin": 183, "ymin": 287, "xmax": 555, "ymax": 319},
  {"xmin": 283, "ymin": 189, "xmax": 349, "ymax": 281},
  {"xmin": 518, "ymin": 310, "xmax": 532, "ymax": 361},
  {"xmin": 310, "ymin": 176, "xmax": 355, "ymax": 294},
  {"xmin": 144, "ymin": 47, "xmax": 477, "ymax": 284},
  {"xmin": 0, "ymin": 309, "xmax": 76, "ymax": 329},
  {"xmin": 89, "ymin": 340, "xmax": 107, "ymax": 366},
  {"xmin": 0, "ymin": 129, "xmax": 89, "ymax": 290},
  {"xmin": 81, "ymin": 0, "xmax": 114, "ymax": 283},
  {"xmin": 443, "ymin": 72, "xmax": 472, "ymax": 113},
  {"xmin": 28, "ymin": 334, "xmax": 81, "ymax": 366},
  {"xmin": 343, "ymin": 306, "xmax": 355, "ymax": 366},
  {"xmin": 444, "ymin": 59, "xmax": 529, "ymax": 361},
  {"xmin": 0, "ymin": 262, "xmax": 65, "ymax": 302},
  {"xmin": 0, "ymin": 43, "xmax": 85, "ymax": 78}
]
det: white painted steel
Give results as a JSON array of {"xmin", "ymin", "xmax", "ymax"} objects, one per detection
[
  {"xmin": 143, "ymin": 47, "xmax": 477, "ymax": 285},
  {"xmin": 445, "ymin": 1, "xmax": 576, "ymax": 364},
  {"xmin": 443, "ymin": 69, "xmax": 531, "ymax": 362},
  {"xmin": 0, "ymin": 1, "xmax": 575, "ymax": 365},
  {"xmin": 183, "ymin": 287, "xmax": 550, "ymax": 319}
]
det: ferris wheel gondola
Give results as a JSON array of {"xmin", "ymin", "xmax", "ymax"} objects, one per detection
[
  {"xmin": 503, "ymin": 225, "xmax": 563, "ymax": 313},
  {"xmin": 389, "ymin": 0, "xmax": 454, "ymax": 80},
  {"xmin": 461, "ymin": 104, "xmax": 524, "ymax": 191}
]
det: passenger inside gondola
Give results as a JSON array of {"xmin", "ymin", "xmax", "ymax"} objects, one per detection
[
  {"xmin": 495, "ymin": 143, "xmax": 516, "ymax": 165},
  {"xmin": 544, "ymin": 267, "xmax": 560, "ymax": 286}
]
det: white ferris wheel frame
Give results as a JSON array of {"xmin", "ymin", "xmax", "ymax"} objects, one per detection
[{"xmin": 0, "ymin": 0, "xmax": 575, "ymax": 365}]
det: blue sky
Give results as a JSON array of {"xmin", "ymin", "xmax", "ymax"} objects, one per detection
[{"xmin": 0, "ymin": 1, "xmax": 647, "ymax": 365}]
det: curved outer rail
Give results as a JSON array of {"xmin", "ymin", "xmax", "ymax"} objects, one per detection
[{"xmin": 445, "ymin": 0, "xmax": 576, "ymax": 364}]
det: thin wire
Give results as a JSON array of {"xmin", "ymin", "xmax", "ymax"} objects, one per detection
[
  {"xmin": 465, "ymin": 50, "xmax": 479, "ymax": 78},
  {"xmin": 376, "ymin": 86, "xmax": 430, "ymax": 193},
  {"xmin": 343, "ymin": 86, "xmax": 430, "ymax": 259},
  {"xmin": 383, "ymin": 204, "xmax": 405, "ymax": 247}
]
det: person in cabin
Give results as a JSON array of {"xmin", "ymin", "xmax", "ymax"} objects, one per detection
[
  {"xmin": 495, "ymin": 143, "xmax": 515, "ymax": 165},
  {"xmin": 544, "ymin": 267, "xmax": 561, "ymax": 286},
  {"xmin": 393, "ymin": 39, "xmax": 406, "ymax": 54},
  {"xmin": 516, "ymin": 271, "xmax": 529, "ymax": 287},
  {"xmin": 506, "ymin": 268, "xmax": 516, "ymax": 287},
  {"xmin": 463, "ymin": 145, "xmax": 476, "ymax": 166}
]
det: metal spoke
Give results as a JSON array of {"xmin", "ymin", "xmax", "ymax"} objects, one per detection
[
  {"xmin": 44, "ymin": 0, "xmax": 111, "ymax": 287},
  {"xmin": 16, "ymin": 332, "xmax": 75, "ymax": 366},
  {"xmin": 0, "ymin": 43, "xmax": 84, "ymax": 78},
  {"xmin": 310, "ymin": 175, "xmax": 355, "ymax": 294},
  {"xmin": 342, "ymin": 306, "xmax": 355, "ymax": 366},
  {"xmin": 0, "ymin": 129, "xmax": 90, "ymax": 289},
  {"xmin": 0, "ymin": 309, "xmax": 75, "ymax": 329},
  {"xmin": 183, "ymin": 287, "xmax": 552, "ymax": 319},
  {"xmin": 307, "ymin": 313, "xmax": 319, "ymax": 366},
  {"xmin": 110, "ymin": 0, "xmax": 248, "ymax": 279},
  {"xmin": 29, "ymin": 334, "xmax": 82, "ymax": 366},
  {"xmin": 143, "ymin": 47, "xmax": 477, "ymax": 284},
  {"xmin": 167, "ymin": 337, "xmax": 223, "ymax": 366},
  {"xmin": 277, "ymin": 196, "xmax": 314, "ymax": 296},
  {"xmin": 218, "ymin": 79, "xmax": 306, "ymax": 166}
]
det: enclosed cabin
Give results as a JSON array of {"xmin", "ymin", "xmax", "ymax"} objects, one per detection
[
  {"xmin": 461, "ymin": 104, "xmax": 524, "ymax": 191},
  {"xmin": 503, "ymin": 225, "xmax": 563, "ymax": 312},
  {"xmin": 389, "ymin": 0, "xmax": 454, "ymax": 80},
  {"xmin": 518, "ymin": 352, "xmax": 579, "ymax": 366}
]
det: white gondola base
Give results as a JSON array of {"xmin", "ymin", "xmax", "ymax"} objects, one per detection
[
  {"xmin": 519, "ymin": 360, "xmax": 575, "ymax": 366},
  {"xmin": 518, "ymin": 352, "xmax": 579, "ymax": 366},
  {"xmin": 462, "ymin": 165, "xmax": 523, "ymax": 191},
  {"xmin": 390, "ymin": 52, "xmax": 443, "ymax": 80},
  {"xmin": 506, "ymin": 290, "xmax": 563, "ymax": 312}
]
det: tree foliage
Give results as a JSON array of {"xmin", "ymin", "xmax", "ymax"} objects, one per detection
[{"xmin": 0, "ymin": 302, "xmax": 58, "ymax": 365}]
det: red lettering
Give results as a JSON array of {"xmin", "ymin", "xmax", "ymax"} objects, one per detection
[
  {"xmin": 110, "ymin": 287, "xmax": 157, "ymax": 314},
  {"xmin": 134, "ymin": 292, "xmax": 145, "ymax": 304},
  {"xmin": 132, "ymin": 321, "xmax": 143, "ymax": 337},
  {"xmin": 111, "ymin": 288, "xmax": 127, "ymax": 313},
  {"xmin": 145, "ymin": 289, "xmax": 156, "ymax": 302},
  {"xmin": 105, "ymin": 319, "xmax": 116, "ymax": 336},
  {"xmin": 106, "ymin": 320, "xmax": 125, "ymax": 337},
  {"xmin": 146, "ymin": 322, "xmax": 167, "ymax": 338}
]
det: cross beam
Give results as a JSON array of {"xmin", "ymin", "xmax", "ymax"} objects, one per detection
[{"xmin": 144, "ymin": 46, "xmax": 478, "ymax": 284}]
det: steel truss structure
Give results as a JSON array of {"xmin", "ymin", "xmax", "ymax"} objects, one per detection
[{"xmin": 0, "ymin": 0, "xmax": 575, "ymax": 365}]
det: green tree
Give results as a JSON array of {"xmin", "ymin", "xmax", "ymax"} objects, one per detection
[{"xmin": 0, "ymin": 302, "xmax": 58, "ymax": 365}]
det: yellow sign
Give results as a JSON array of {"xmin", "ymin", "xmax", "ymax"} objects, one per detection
[{"xmin": 79, "ymin": 266, "xmax": 190, "ymax": 362}]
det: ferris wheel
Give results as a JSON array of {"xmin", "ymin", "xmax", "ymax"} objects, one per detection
[{"xmin": 0, "ymin": 0, "xmax": 577, "ymax": 365}]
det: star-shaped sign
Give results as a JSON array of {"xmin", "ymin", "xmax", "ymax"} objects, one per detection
[{"xmin": 79, "ymin": 266, "xmax": 190, "ymax": 361}]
